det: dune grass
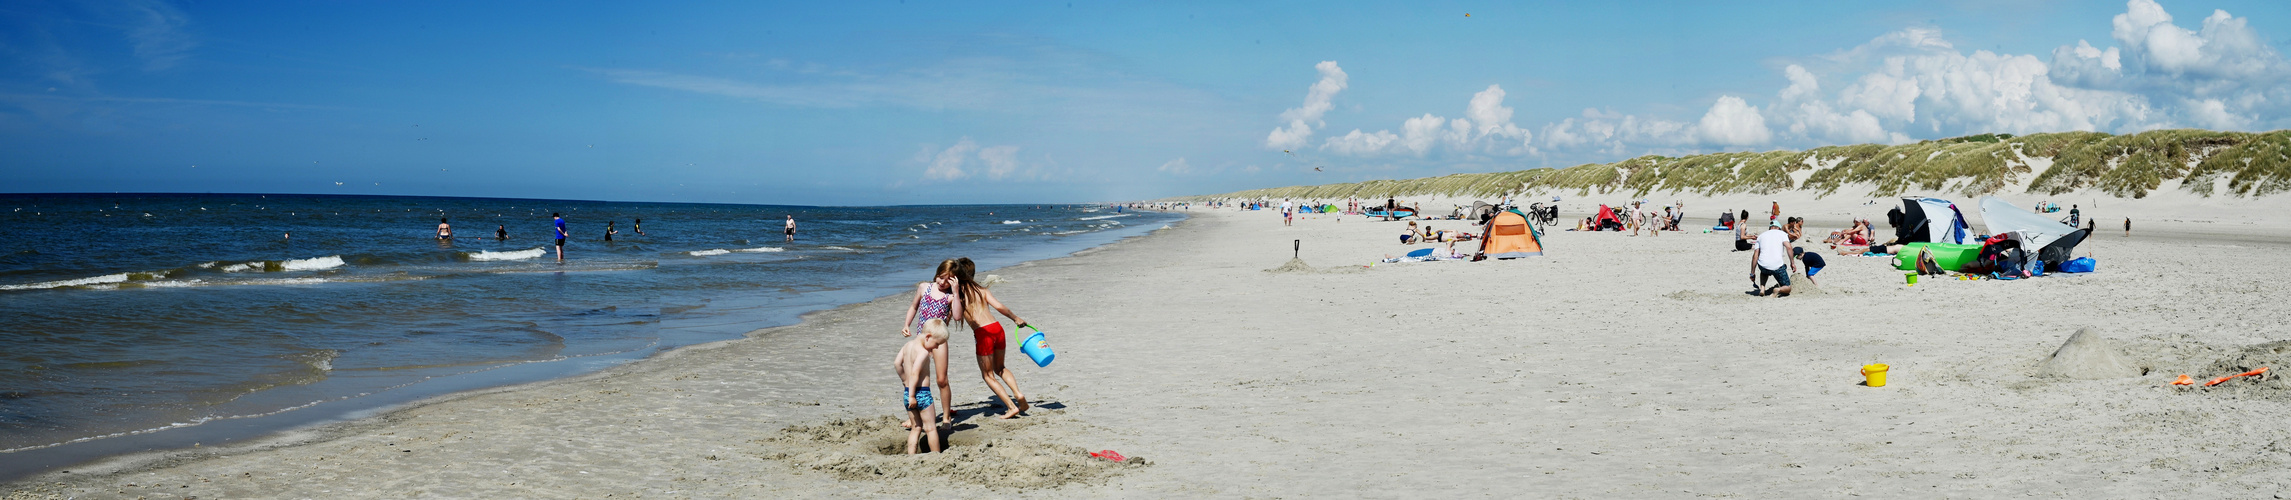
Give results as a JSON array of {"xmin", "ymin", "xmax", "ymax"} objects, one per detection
[{"xmin": 1195, "ymin": 129, "xmax": 2290, "ymax": 202}]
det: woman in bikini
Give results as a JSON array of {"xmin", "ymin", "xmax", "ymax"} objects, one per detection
[
  {"xmin": 899, "ymin": 260, "xmax": 963, "ymax": 428},
  {"xmin": 948, "ymin": 257, "xmax": 1035, "ymax": 419}
]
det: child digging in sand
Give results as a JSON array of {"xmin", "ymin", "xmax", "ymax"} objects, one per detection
[
  {"xmin": 950, "ymin": 257, "xmax": 1037, "ymax": 419},
  {"xmin": 895, "ymin": 319, "xmax": 949, "ymax": 454}
]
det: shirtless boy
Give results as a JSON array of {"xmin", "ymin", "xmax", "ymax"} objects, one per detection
[{"xmin": 894, "ymin": 319, "xmax": 949, "ymax": 454}]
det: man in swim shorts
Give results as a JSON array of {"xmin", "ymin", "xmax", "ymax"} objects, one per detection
[{"xmin": 784, "ymin": 215, "xmax": 796, "ymax": 242}]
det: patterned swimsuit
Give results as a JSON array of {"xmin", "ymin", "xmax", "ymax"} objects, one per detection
[{"xmin": 916, "ymin": 290, "xmax": 953, "ymax": 326}]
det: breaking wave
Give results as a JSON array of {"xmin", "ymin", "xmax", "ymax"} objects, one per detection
[{"xmin": 467, "ymin": 248, "xmax": 546, "ymax": 261}]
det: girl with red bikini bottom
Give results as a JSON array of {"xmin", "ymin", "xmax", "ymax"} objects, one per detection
[{"xmin": 948, "ymin": 257, "xmax": 1036, "ymax": 419}]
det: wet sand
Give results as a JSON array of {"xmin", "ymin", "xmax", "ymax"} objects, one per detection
[{"xmin": 12, "ymin": 201, "xmax": 2291, "ymax": 498}]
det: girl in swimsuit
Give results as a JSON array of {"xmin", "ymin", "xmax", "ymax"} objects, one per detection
[
  {"xmin": 899, "ymin": 260, "xmax": 963, "ymax": 428},
  {"xmin": 949, "ymin": 257, "xmax": 1034, "ymax": 419}
]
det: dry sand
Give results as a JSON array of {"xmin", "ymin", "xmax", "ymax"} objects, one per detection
[{"xmin": 11, "ymin": 200, "xmax": 2291, "ymax": 498}]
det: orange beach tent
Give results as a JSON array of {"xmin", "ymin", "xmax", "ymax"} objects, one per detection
[{"xmin": 1479, "ymin": 209, "xmax": 1545, "ymax": 259}]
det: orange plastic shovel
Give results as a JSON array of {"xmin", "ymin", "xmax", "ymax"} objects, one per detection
[
  {"xmin": 2169, "ymin": 374, "xmax": 2195, "ymax": 386},
  {"xmin": 2204, "ymin": 367, "xmax": 2270, "ymax": 387}
]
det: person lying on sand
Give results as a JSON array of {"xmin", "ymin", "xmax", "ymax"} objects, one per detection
[{"xmin": 894, "ymin": 319, "xmax": 948, "ymax": 454}]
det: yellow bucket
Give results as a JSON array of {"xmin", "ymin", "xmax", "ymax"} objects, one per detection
[{"xmin": 1861, "ymin": 364, "xmax": 1889, "ymax": 387}]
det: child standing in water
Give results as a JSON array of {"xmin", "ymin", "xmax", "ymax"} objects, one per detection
[
  {"xmin": 900, "ymin": 262, "xmax": 962, "ymax": 427},
  {"xmin": 950, "ymin": 257, "xmax": 1037, "ymax": 419},
  {"xmin": 894, "ymin": 319, "xmax": 948, "ymax": 454}
]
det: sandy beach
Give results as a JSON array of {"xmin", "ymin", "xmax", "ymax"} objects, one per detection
[{"xmin": 10, "ymin": 198, "xmax": 2291, "ymax": 498}]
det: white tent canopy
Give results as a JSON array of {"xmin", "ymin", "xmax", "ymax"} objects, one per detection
[{"xmin": 1979, "ymin": 196, "xmax": 2079, "ymax": 249}]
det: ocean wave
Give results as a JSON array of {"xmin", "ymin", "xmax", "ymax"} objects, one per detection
[
  {"xmin": 1002, "ymin": 220, "xmax": 1022, "ymax": 224},
  {"xmin": 216, "ymin": 255, "xmax": 348, "ymax": 273},
  {"xmin": 280, "ymin": 255, "xmax": 345, "ymax": 271},
  {"xmin": 689, "ymin": 247, "xmax": 783, "ymax": 256},
  {"xmin": 1077, "ymin": 214, "xmax": 1131, "ymax": 220},
  {"xmin": 467, "ymin": 248, "xmax": 546, "ymax": 261},
  {"xmin": 1, "ymin": 273, "xmax": 130, "ymax": 291}
]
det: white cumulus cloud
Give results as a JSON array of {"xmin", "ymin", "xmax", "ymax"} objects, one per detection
[
  {"xmin": 918, "ymin": 139, "xmax": 1023, "ymax": 181},
  {"xmin": 1316, "ymin": 84, "xmax": 1533, "ymax": 156},
  {"xmin": 1266, "ymin": 61, "xmax": 1348, "ymax": 150},
  {"xmin": 1157, "ymin": 157, "xmax": 1192, "ymax": 174}
]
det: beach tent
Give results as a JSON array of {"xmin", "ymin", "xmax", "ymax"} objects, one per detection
[
  {"xmin": 1977, "ymin": 197, "xmax": 2083, "ymax": 250},
  {"xmin": 1891, "ymin": 197, "xmax": 1970, "ymax": 244},
  {"xmin": 2035, "ymin": 228, "xmax": 2091, "ymax": 268},
  {"xmin": 1593, "ymin": 205, "xmax": 1625, "ymax": 231},
  {"xmin": 1479, "ymin": 209, "xmax": 1545, "ymax": 258},
  {"xmin": 1464, "ymin": 201, "xmax": 1501, "ymax": 224}
]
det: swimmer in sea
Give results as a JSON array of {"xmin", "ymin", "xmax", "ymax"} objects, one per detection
[
  {"xmin": 634, "ymin": 218, "xmax": 644, "ymax": 236},
  {"xmin": 605, "ymin": 221, "xmax": 617, "ymax": 242},
  {"xmin": 496, "ymin": 225, "xmax": 507, "ymax": 240},
  {"xmin": 437, "ymin": 218, "xmax": 452, "ymax": 239}
]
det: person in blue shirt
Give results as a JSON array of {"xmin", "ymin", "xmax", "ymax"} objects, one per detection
[
  {"xmin": 552, "ymin": 213, "xmax": 567, "ymax": 263},
  {"xmin": 1794, "ymin": 247, "xmax": 1826, "ymax": 286}
]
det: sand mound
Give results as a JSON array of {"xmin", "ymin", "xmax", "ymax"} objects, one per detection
[
  {"xmin": 755, "ymin": 416, "xmax": 1147, "ymax": 488},
  {"xmin": 2200, "ymin": 340, "xmax": 2291, "ymax": 389},
  {"xmin": 1264, "ymin": 258, "xmax": 1316, "ymax": 274},
  {"xmin": 2038, "ymin": 328, "xmax": 2143, "ymax": 379}
]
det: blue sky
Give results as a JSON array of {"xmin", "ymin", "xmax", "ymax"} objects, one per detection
[{"xmin": 3, "ymin": 1, "xmax": 2288, "ymax": 205}]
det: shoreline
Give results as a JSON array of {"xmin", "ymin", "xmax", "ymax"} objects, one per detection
[{"xmin": 0, "ymin": 210, "xmax": 1186, "ymax": 491}]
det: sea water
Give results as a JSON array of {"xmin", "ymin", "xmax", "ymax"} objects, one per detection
[{"xmin": 0, "ymin": 194, "xmax": 1176, "ymax": 478}]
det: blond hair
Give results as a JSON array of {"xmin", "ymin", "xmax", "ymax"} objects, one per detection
[{"xmin": 919, "ymin": 318, "xmax": 949, "ymax": 345}]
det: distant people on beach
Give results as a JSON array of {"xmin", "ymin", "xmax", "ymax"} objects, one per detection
[
  {"xmin": 2067, "ymin": 205, "xmax": 2081, "ymax": 227},
  {"xmin": 553, "ymin": 213, "xmax": 568, "ymax": 262},
  {"xmin": 901, "ymin": 264, "xmax": 960, "ymax": 428},
  {"xmin": 785, "ymin": 215, "xmax": 797, "ymax": 242},
  {"xmin": 2124, "ymin": 217, "xmax": 2132, "ymax": 236},
  {"xmin": 604, "ymin": 221, "xmax": 617, "ymax": 242},
  {"xmin": 893, "ymin": 318, "xmax": 947, "ymax": 454},
  {"xmin": 437, "ymin": 218, "xmax": 452, "ymax": 239},
  {"xmin": 950, "ymin": 257, "xmax": 1034, "ymax": 419}
]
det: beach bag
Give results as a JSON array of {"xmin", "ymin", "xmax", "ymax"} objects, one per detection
[{"xmin": 2061, "ymin": 257, "xmax": 2097, "ymax": 273}]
